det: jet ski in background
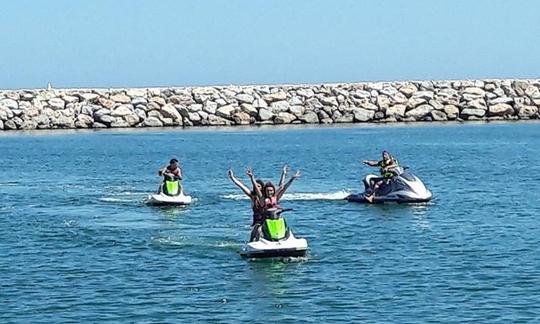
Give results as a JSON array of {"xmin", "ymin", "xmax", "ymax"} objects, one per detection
[
  {"xmin": 146, "ymin": 173, "xmax": 192, "ymax": 206},
  {"xmin": 240, "ymin": 208, "xmax": 308, "ymax": 258},
  {"xmin": 347, "ymin": 166, "xmax": 432, "ymax": 204}
]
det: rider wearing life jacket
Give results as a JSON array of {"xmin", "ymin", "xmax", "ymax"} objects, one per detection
[
  {"xmin": 362, "ymin": 151, "xmax": 399, "ymax": 203},
  {"xmin": 158, "ymin": 158, "xmax": 183, "ymax": 193},
  {"xmin": 263, "ymin": 182, "xmax": 279, "ymax": 209}
]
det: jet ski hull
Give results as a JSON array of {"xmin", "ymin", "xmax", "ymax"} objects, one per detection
[
  {"xmin": 145, "ymin": 193, "xmax": 192, "ymax": 206},
  {"xmin": 240, "ymin": 234, "xmax": 308, "ymax": 259},
  {"xmin": 348, "ymin": 170, "xmax": 432, "ymax": 204}
]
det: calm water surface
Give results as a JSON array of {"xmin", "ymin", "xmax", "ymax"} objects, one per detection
[{"xmin": 1, "ymin": 123, "xmax": 539, "ymax": 323}]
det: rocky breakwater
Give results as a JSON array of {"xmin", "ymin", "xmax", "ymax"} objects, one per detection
[{"xmin": 0, "ymin": 79, "xmax": 539, "ymax": 131}]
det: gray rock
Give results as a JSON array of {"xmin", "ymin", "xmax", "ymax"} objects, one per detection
[
  {"xmin": 79, "ymin": 93, "xmax": 99, "ymax": 102},
  {"xmin": 297, "ymin": 88, "xmax": 315, "ymax": 98},
  {"xmin": 0, "ymin": 98, "xmax": 18, "ymax": 110},
  {"xmin": 0, "ymin": 106, "xmax": 14, "ymax": 120},
  {"xmin": 398, "ymin": 83, "xmax": 418, "ymax": 97},
  {"xmin": 76, "ymin": 114, "xmax": 94, "ymax": 128},
  {"xmin": 149, "ymin": 96, "xmax": 166, "ymax": 106},
  {"xmin": 263, "ymin": 92, "xmax": 287, "ymax": 102},
  {"xmin": 258, "ymin": 108, "xmax": 274, "ymax": 121},
  {"xmin": 444, "ymin": 105, "xmax": 460, "ymax": 120},
  {"xmin": 235, "ymin": 94, "xmax": 254, "ymax": 104},
  {"xmin": 233, "ymin": 112, "xmax": 251, "ymax": 125},
  {"xmin": 386, "ymin": 104, "xmax": 406, "ymax": 118},
  {"xmin": 518, "ymin": 105, "xmax": 538, "ymax": 118},
  {"xmin": 274, "ymin": 112, "xmax": 296, "ymax": 124},
  {"xmin": 240, "ymin": 103, "xmax": 258, "ymax": 117},
  {"xmin": 411, "ymin": 91, "xmax": 434, "ymax": 100},
  {"xmin": 299, "ymin": 112, "xmax": 319, "ymax": 124},
  {"xmin": 98, "ymin": 97, "xmax": 116, "ymax": 110},
  {"xmin": 52, "ymin": 116, "xmax": 75, "ymax": 128},
  {"xmin": 407, "ymin": 97, "xmax": 427, "ymax": 108},
  {"xmin": 111, "ymin": 104, "xmax": 134, "ymax": 117},
  {"xmin": 465, "ymin": 99, "xmax": 487, "ymax": 110},
  {"xmin": 488, "ymin": 96, "xmax": 513, "ymax": 105},
  {"xmin": 352, "ymin": 108, "xmax": 375, "ymax": 122},
  {"xmin": 463, "ymin": 87, "xmax": 486, "ymax": 96},
  {"xmin": 188, "ymin": 112, "xmax": 202, "ymax": 123},
  {"xmin": 131, "ymin": 97, "xmax": 148, "ymax": 106},
  {"xmin": 289, "ymin": 105, "xmax": 305, "ymax": 116},
  {"xmin": 431, "ymin": 110, "xmax": 447, "ymax": 121},
  {"xmin": 461, "ymin": 108, "xmax": 486, "ymax": 118},
  {"xmin": 321, "ymin": 118, "xmax": 333, "ymax": 124},
  {"xmin": 305, "ymin": 98, "xmax": 323, "ymax": 110},
  {"xmin": 161, "ymin": 104, "xmax": 183, "ymax": 123},
  {"xmin": 148, "ymin": 110, "xmax": 163, "ymax": 119},
  {"xmin": 198, "ymin": 111, "xmax": 209, "ymax": 121},
  {"xmin": 488, "ymin": 103, "xmax": 514, "ymax": 116},
  {"xmin": 143, "ymin": 117, "xmax": 163, "ymax": 127},
  {"xmin": 270, "ymin": 100, "xmax": 290, "ymax": 112},
  {"xmin": 110, "ymin": 93, "xmax": 131, "ymax": 104},
  {"xmin": 203, "ymin": 101, "xmax": 218, "ymax": 114},
  {"xmin": 253, "ymin": 98, "xmax": 268, "ymax": 109},
  {"xmin": 92, "ymin": 122, "xmax": 108, "ymax": 128},
  {"xmin": 334, "ymin": 114, "xmax": 354, "ymax": 123},
  {"xmin": 135, "ymin": 109, "xmax": 147, "ymax": 120},
  {"xmin": 124, "ymin": 114, "xmax": 140, "ymax": 127},
  {"xmin": 318, "ymin": 96, "xmax": 338, "ymax": 106},
  {"xmin": 188, "ymin": 103, "xmax": 203, "ymax": 112},
  {"xmin": 351, "ymin": 90, "xmax": 371, "ymax": 99},
  {"xmin": 216, "ymin": 105, "xmax": 236, "ymax": 118},
  {"xmin": 94, "ymin": 108, "xmax": 112, "ymax": 122},
  {"xmin": 208, "ymin": 115, "xmax": 232, "ymax": 126},
  {"xmin": 110, "ymin": 119, "xmax": 130, "ymax": 128},
  {"xmin": 406, "ymin": 104, "xmax": 433, "ymax": 119}
]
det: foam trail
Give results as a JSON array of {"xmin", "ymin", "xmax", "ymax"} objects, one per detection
[{"xmin": 222, "ymin": 190, "xmax": 351, "ymax": 201}]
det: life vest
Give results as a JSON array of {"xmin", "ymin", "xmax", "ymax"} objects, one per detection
[
  {"xmin": 380, "ymin": 158, "xmax": 399, "ymax": 178},
  {"xmin": 265, "ymin": 196, "xmax": 278, "ymax": 209}
]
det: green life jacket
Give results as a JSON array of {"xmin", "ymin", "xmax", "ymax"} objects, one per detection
[
  {"xmin": 164, "ymin": 180, "xmax": 181, "ymax": 196},
  {"xmin": 265, "ymin": 218, "xmax": 286, "ymax": 240},
  {"xmin": 380, "ymin": 158, "xmax": 399, "ymax": 178}
]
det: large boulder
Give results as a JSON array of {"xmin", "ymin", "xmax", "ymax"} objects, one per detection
[
  {"xmin": 352, "ymin": 108, "xmax": 375, "ymax": 122},
  {"xmin": 0, "ymin": 98, "xmax": 18, "ymax": 110},
  {"xmin": 270, "ymin": 100, "xmax": 290, "ymax": 112},
  {"xmin": 161, "ymin": 104, "xmax": 183, "ymax": 124},
  {"xmin": 258, "ymin": 108, "xmax": 274, "ymax": 121},
  {"xmin": 142, "ymin": 117, "xmax": 163, "ymax": 127},
  {"xmin": 461, "ymin": 108, "xmax": 486, "ymax": 119},
  {"xmin": 430, "ymin": 110, "xmax": 447, "ymax": 121},
  {"xmin": 488, "ymin": 103, "xmax": 514, "ymax": 116},
  {"xmin": 208, "ymin": 114, "xmax": 232, "ymax": 126},
  {"xmin": 216, "ymin": 105, "xmax": 236, "ymax": 118},
  {"xmin": 48, "ymin": 98, "xmax": 65, "ymax": 110},
  {"xmin": 233, "ymin": 112, "xmax": 252, "ymax": 125},
  {"xmin": 111, "ymin": 104, "xmax": 134, "ymax": 117},
  {"xmin": 405, "ymin": 104, "xmax": 433, "ymax": 119},
  {"xmin": 274, "ymin": 112, "xmax": 296, "ymax": 124},
  {"xmin": 444, "ymin": 105, "xmax": 460, "ymax": 120},
  {"xmin": 235, "ymin": 93, "xmax": 254, "ymax": 104},
  {"xmin": 299, "ymin": 112, "xmax": 319, "ymax": 124},
  {"xmin": 263, "ymin": 92, "xmax": 287, "ymax": 102},
  {"xmin": 518, "ymin": 105, "xmax": 538, "ymax": 118},
  {"xmin": 75, "ymin": 114, "xmax": 94, "ymax": 128},
  {"xmin": 110, "ymin": 93, "xmax": 131, "ymax": 104},
  {"xmin": 385, "ymin": 104, "xmax": 406, "ymax": 118}
]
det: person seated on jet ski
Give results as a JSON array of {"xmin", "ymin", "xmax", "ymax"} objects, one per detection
[
  {"xmin": 158, "ymin": 158, "xmax": 183, "ymax": 194},
  {"xmin": 362, "ymin": 151, "xmax": 399, "ymax": 203},
  {"xmin": 228, "ymin": 168, "xmax": 266, "ymax": 242}
]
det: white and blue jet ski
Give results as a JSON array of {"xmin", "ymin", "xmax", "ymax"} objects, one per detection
[
  {"xmin": 347, "ymin": 167, "xmax": 432, "ymax": 204},
  {"xmin": 240, "ymin": 208, "xmax": 308, "ymax": 258},
  {"xmin": 146, "ymin": 174, "xmax": 192, "ymax": 206}
]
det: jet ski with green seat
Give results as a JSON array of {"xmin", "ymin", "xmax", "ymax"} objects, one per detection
[
  {"xmin": 240, "ymin": 208, "xmax": 308, "ymax": 258},
  {"xmin": 146, "ymin": 173, "xmax": 192, "ymax": 206}
]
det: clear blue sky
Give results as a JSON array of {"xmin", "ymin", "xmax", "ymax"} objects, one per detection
[{"xmin": 1, "ymin": 0, "xmax": 539, "ymax": 89}]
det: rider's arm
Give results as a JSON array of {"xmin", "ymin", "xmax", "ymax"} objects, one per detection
[
  {"xmin": 177, "ymin": 167, "xmax": 183, "ymax": 180},
  {"xmin": 228, "ymin": 170, "xmax": 252, "ymax": 197},
  {"xmin": 363, "ymin": 160, "xmax": 379, "ymax": 167},
  {"xmin": 278, "ymin": 164, "xmax": 288, "ymax": 188},
  {"xmin": 247, "ymin": 170, "xmax": 264, "ymax": 200},
  {"xmin": 158, "ymin": 166, "xmax": 166, "ymax": 176},
  {"xmin": 276, "ymin": 171, "xmax": 300, "ymax": 201}
]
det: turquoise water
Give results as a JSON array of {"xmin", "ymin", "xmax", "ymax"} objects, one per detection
[{"xmin": 1, "ymin": 123, "xmax": 539, "ymax": 322}]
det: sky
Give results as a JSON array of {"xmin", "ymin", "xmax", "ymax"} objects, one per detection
[{"xmin": 0, "ymin": 0, "xmax": 539, "ymax": 89}]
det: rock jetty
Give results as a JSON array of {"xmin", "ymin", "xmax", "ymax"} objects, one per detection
[{"xmin": 0, "ymin": 79, "xmax": 539, "ymax": 130}]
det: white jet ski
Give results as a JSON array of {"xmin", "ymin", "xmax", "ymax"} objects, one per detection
[
  {"xmin": 146, "ymin": 176, "xmax": 192, "ymax": 206},
  {"xmin": 240, "ymin": 208, "xmax": 308, "ymax": 258},
  {"xmin": 347, "ymin": 167, "xmax": 432, "ymax": 204}
]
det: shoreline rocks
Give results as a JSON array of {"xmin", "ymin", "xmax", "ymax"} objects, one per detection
[{"xmin": 1, "ymin": 79, "xmax": 539, "ymax": 131}]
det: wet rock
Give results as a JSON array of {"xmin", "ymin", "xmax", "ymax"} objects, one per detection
[
  {"xmin": 406, "ymin": 104, "xmax": 433, "ymax": 119},
  {"xmin": 142, "ymin": 117, "xmax": 163, "ymax": 127},
  {"xmin": 352, "ymin": 108, "xmax": 375, "ymax": 122},
  {"xmin": 299, "ymin": 112, "xmax": 319, "ymax": 124}
]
